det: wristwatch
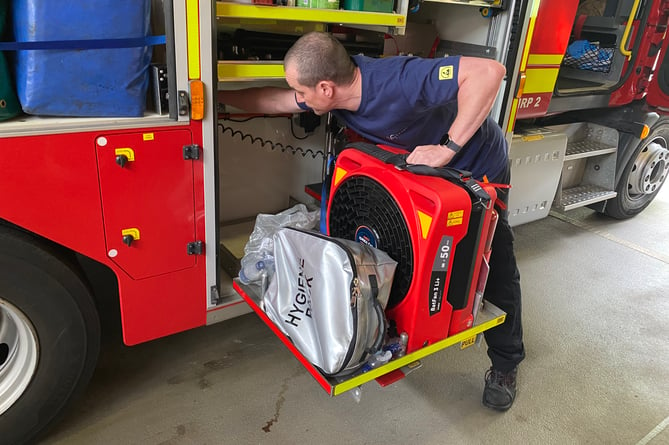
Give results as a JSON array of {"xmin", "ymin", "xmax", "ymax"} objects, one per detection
[{"xmin": 440, "ymin": 133, "xmax": 463, "ymax": 153}]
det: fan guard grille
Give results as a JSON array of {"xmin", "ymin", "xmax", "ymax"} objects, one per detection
[{"xmin": 329, "ymin": 176, "xmax": 414, "ymax": 308}]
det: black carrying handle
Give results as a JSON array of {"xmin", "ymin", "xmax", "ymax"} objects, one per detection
[
  {"xmin": 367, "ymin": 274, "xmax": 388, "ymax": 355},
  {"xmin": 345, "ymin": 142, "xmax": 491, "ymax": 206}
]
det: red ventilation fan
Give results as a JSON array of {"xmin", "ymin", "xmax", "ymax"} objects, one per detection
[{"xmin": 327, "ymin": 143, "xmax": 499, "ymax": 353}]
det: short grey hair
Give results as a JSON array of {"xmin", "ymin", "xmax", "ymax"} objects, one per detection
[{"xmin": 284, "ymin": 32, "xmax": 356, "ymax": 87}]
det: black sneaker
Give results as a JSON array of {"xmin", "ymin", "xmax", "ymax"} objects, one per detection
[{"xmin": 482, "ymin": 367, "xmax": 517, "ymax": 411}]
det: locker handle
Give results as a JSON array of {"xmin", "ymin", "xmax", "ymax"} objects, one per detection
[
  {"xmin": 116, "ymin": 154, "xmax": 128, "ymax": 168},
  {"xmin": 114, "ymin": 148, "xmax": 135, "ymax": 168},
  {"xmin": 122, "ymin": 234, "xmax": 134, "ymax": 247},
  {"xmin": 121, "ymin": 228, "xmax": 140, "ymax": 247}
]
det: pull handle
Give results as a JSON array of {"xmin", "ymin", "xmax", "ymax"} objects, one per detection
[
  {"xmin": 116, "ymin": 154, "xmax": 128, "ymax": 168},
  {"xmin": 121, "ymin": 228, "xmax": 140, "ymax": 247},
  {"xmin": 114, "ymin": 148, "xmax": 135, "ymax": 168},
  {"xmin": 122, "ymin": 234, "xmax": 134, "ymax": 247}
]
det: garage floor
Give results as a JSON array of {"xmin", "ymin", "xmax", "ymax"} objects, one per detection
[{"xmin": 41, "ymin": 186, "xmax": 669, "ymax": 445}]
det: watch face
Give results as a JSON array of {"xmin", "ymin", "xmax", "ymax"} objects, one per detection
[{"xmin": 440, "ymin": 133, "xmax": 450, "ymax": 146}]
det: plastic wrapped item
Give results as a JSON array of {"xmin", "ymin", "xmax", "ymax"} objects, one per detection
[
  {"xmin": 240, "ymin": 204, "xmax": 319, "ymax": 288},
  {"xmin": 239, "ymin": 251, "xmax": 275, "ymax": 285}
]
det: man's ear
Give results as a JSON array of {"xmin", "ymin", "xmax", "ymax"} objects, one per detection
[{"xmin": 319, "ymin": 80, "xmax": 334, "ymax": 98}]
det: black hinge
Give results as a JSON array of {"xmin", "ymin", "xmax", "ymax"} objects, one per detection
[
  {"xmin": 187, "ymin": 241, "xmax": 204, "ymax": 255},
  {"xmin": 178, "ymin": 90, "xmax": 190, "ymax": 117},
  {"xmin": 183, "ymin": 144, "xmax": 201, "ymax": 160}
]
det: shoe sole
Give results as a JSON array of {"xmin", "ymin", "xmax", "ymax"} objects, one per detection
[{"xmin": 482, "ymin": 399, "xmax": 513, "ymax": 411}]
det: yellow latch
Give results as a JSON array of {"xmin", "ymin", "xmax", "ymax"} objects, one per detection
[
  {"xmin": 114, "ymin": 148, "xmax": 135, "ymax": 161},
  {"xmin": 121, "ymin": 228, "xmax": 140, "ymax": 247}
]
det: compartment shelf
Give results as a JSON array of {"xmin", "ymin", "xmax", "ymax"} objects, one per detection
[
  {"xmin": 0, "ymin": 113, "xmax": 176, "ymax": 138},
  {"xmin": 216, "ymin": 2, "xmax": 406, "ymax": 28},
  {"xmin": 234, "ymin": 278, "xmax": 506, "ymax": 396}
]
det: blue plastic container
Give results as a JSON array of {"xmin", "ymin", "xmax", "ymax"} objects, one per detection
[{"xmin": 12, "ymin": 0, "xmax": 152, "ymax": 117}]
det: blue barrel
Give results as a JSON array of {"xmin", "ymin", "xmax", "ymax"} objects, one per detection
[{"xmin": 12, "ymin": 0, "xmax": 152, "ymax": 117}]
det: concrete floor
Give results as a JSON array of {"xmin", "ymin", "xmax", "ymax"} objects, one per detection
[{"xmin": 41, "ymin": 186, "xmax": 669, "ymax": 445}]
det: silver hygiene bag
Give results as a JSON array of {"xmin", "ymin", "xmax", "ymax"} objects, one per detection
[{"xmin": 263, "ymin": 227, "xmax": 398, "ymax": 377}]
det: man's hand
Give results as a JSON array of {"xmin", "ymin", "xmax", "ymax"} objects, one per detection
[{"xmin": 406, "ymin": 144, "xmax": 456, "ymax": 168}]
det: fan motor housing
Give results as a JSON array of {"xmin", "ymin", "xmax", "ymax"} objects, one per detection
[{"xmin": 327, "ymin": 145, "xmax": 498, "ymax": 353}]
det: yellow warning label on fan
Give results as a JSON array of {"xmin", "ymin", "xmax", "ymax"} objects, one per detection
[{"xmin": 447, "ymin": 210, "xmax": 464, "ymax": 227}]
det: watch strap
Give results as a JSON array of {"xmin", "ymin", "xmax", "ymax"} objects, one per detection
[{"xmin": 440, "ymin": 133, "xmax": 463, "ymax": 153}]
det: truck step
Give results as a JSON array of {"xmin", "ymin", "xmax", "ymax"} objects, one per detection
[
  {"xmin": 565, "ymin": 139, "xmax": 617, "ymax": 160},
  {"xmin": 555, "ymin": 184, "xmax": 617, "ymax": 211}
]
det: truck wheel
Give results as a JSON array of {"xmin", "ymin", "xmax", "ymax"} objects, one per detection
[
  {"xmin": 605, "ymin": 119, "xmax": 669, "ymax": 219},
  {"xmin": 0, "ymin": 227, "xmax": 100, "ymax": 445}
]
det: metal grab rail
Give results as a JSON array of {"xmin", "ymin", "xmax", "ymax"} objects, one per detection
[{"xmin": 620, "ymin": 0, "xmax": 641, "ymax": 60}]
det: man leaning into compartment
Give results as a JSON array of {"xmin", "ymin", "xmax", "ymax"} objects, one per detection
[{"xmin": 218, "ymin": 31, "xmax": 525, "ymax": 411}]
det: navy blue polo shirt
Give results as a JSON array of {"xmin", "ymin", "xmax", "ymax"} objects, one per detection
[{"xmin": 298, "ymin": 54, "xmax": 508, "ymax": 181}]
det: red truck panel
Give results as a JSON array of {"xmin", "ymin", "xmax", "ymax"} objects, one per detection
[{"xmin": 1, "ymin": 124, "xmax": 208, "ymax": 345}]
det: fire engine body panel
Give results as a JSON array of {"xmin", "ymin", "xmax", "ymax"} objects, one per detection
[
  {"xmin": 0, "ymin": 123, "xmax": 210, "ymax": 345},
  {"xmin": 1, "ymin": 0, "xmax": 669, "ymax": 443}
]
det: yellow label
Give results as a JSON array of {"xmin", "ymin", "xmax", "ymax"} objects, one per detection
[
  {"xmin": 143, "ymin": 133, "xmax": 155, "ymax": 141},
  {"xmin": 439, "ymin": 66, "xmax": 454, "ymax": 80},
  {"xmin": 447, "ymin": 210, "xmax": 464, "ymax": 227},
  {"xmin": 460, "ymin": 335, "xmax": 476, "ymax": 350},
  {"xmin": 405, "ymin": 361, "xmax": 421, "ymax": 370},
  {"xmin": 522, "ymin": 134, "xmax": 544, "ymax": 142}
]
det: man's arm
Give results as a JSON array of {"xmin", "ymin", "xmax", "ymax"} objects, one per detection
[
  {"xmin": 406, "ymin": 57, "xmax": 506, "ymax": 167},
  {"xmin": 218, "ymin": 87, "xmax": 302, "ymax": 114}
]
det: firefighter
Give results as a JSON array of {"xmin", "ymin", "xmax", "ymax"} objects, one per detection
[{"xmin": 219, "ymin": 31, "xmax": 525, "ymax": 411}]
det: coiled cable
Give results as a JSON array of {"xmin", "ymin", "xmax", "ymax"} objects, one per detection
[{"xmin": 217, "ymin": 115, "xmax": 325, "ymax": 158}]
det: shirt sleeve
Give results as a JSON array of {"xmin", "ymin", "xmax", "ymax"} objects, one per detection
[
  {"xmin": 295, "ymin": 92, "xmax": 312, "ymax": 111},
  {"xmin": 400, "ymin": 55, "xmax": 461, "ymax": 110}
]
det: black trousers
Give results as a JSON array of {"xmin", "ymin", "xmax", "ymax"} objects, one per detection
[{"xmin": 483, "ymin": 163, "xmax": 526, "ymax": 372}]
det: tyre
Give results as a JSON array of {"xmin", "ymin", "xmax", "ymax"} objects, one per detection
[
  {"xmin": 0, "ymin": 226, "xmax": 101, "ymax": 445},
  {"xmin": 605, "ymin": 118, "xmax": 669, "ymax": 219}
]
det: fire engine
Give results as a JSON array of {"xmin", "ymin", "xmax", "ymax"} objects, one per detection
[{"xmin": 1, "ymin": 0, "xmax": 668, "ymax": 443}]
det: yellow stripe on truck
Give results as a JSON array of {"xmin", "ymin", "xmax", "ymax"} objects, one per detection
[
  {"xmin": 186, "ymin": 0, "xmax": 201, "ymax": 80},
  {"xmin": 523, "ymin": 68, "xmax": 559, "ymax": 94},
  {"xmin": 507, "ymin": 98, "xmax": 519, "ymax": 133},
  {"xmin": 527, "ymin": 54, "xmax": 564, "ymax": 66},
  {"xmin": 519, "ymin": 0, "xmax": 542, "ymax": 72}
]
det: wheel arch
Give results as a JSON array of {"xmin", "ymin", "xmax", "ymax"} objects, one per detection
[{"xmin": 0, "ymin": 218, "xmax": 119, "ymax": 306}]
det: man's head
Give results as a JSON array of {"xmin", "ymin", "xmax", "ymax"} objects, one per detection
[{"xmin": 284, "ymin": 32, "xmax": 356, "ymax": 115}]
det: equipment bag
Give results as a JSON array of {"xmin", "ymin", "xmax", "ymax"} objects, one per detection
[{"xmin": 263, "ymin": 227, "xmax": 397, "ymax": 377}]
